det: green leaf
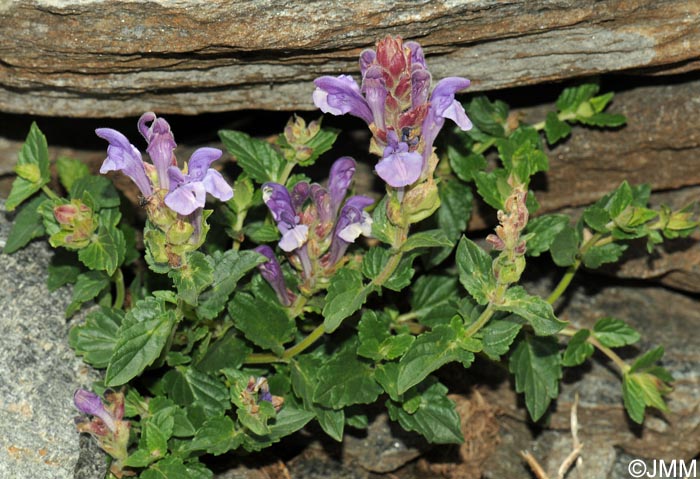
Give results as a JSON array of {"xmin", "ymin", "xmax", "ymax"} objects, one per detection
[
  {"xmin": 577, "ymin": 112, "xmax": 626, "ymax": 128},
  {"xmin": 509, "ymin": 335, "xmax": 562, "ymax": 421},
  {"xmin": 481, "ymin": 315, "xmax": 523, "ymax": 360},
  {"xmin": 196, "ymin": 330, "xmax": 251, "ymax": 374},
  {"xmin": 196, "ymin": 250, "xmax": 267, "ymax": 319},
  {"xmin": 162, "ymin": 367, "xmax": 231, "ymax": 415},
  {"xmin": 78, "ymin": 213, "xmax": 125, "ymax": 275},
  {"xmin": 550, "ymin": 224, "xmax": 580, "ymax": 267},
  {"xmin": 357, "ymin": 311, "xmax": 414, "ymax": 361},
  {"xmin": 322, "ymin": 269, "xmax": 369, "ymax": 333},
  {"xmin": 400, "ymin": 230, "xmax": 454, "ymax": 252},
  {"xmin": 525, "ymin": 214, "xmax": 570, "ymax": 257},
  {"xmin": 229, "ymin": 292, "xmax": 295, "ymax": 356},
  {"xmin": 69, "ymin": 307, "xmax": 124, "ymax": 368},
  {"xmin": 499, "ymin": 286, "xmax": 567, "ymax": 336},
  {"xmin": 555, "ymin": 84, "xmax": 599, "ymax": 112},
  {"xmin": 371, "ymin": 196, "xmax": 397, "ymax": 245},
  {"xmin": 70, "ymin": 175, "xmax": 120, "ymax": 210},
  {"xmin": 190, "ymin": 415, "xmax": 242, "ymax": 455},
  {"xmin": 315, "ymin": 407, "xmax": 345, "ymax": 442},
  {"xmin": 466, "ymin": 96, "xmax": 509, "ymax": 137},
  {"xmin": 622, "ymin": 372, "xmax": 670, "ymax": 424},
  {"xmin": 56, "ymin": 157, "xmax": 89, "ymax": 192},
  {"xmin": 410, "ymin": 275, "xmax": 458, "ymax": 328},
  {"xmin": 3, "ymin": 194, "xmax": 47, "ymax": 253},
  {"xmin": 298, "ymin": 126, "xmax": 340, "ymax": 167},
  {"xmin": 313, "ymin": 342, "xmax": 383, "ymax": 409},
  {"xmin": 47, "ymin": 260, "xmax": 80, "ymax": 291},
  {"xmin": 104, "ymin": 296, "xmax": 177, "ymax": 386},
  {"xmin": 447, "ymin": 144, "xmax": 487, "ymax": 182},
  {"xmin": 456, "ymin": 236, "xmax": 496, "ymax": 305},
  {"xmin": 219, "ymin": 130, "xmax": 285, "ymax": 183},
  {"xmin": 426, "ymin": 180, "xmax": 473, "ymax": 266},
  {"xmin": 582, "ymin": 205, "xmax": 611, "ymax": 232},
  {"xmin": 561, "ymin": 329, "xmax": 594, "ymax": 367},
  {"xmin": 168, "ymin": 252, "xmax": 214, "ymax": 306},
  {"xmin": 581, "ymin": 242, "xmax": 627, "ymax": 269},
  {"xmin": 630, "ymin": 346, "xmax": 665, "ymax": 374},
  {"xmin": 544, "ymin": 112, "xmax": 572, "ymax": 145},
  {"xmin": 473, "ymin": 169, "xmax": 509, "ymax": 210},
  {"xmin": 267, "ymin": 405, "xmax": 315, "ymax": 441},
  {"xmin": 6, "ymin": 123, "xmax": 50, "ymax": 211},
  {"xmin": 397, "ymin": 325, "xmax": 474, "ymax": 394},
  {"xmin": 387, "ymin": 378, "xmax": 463, "ymax": 444},
  {"xmin": 592, "ymin": 317, "xmax": 641, "ymax": 348},
  {"xmin": 244, "ymin": 222, "xmax": 280, "ymax": 243},
  {"xmin": 361, "ymin": 247, "xmax": 415, "ymax": 292},
  {"xmin": 66, "ymin": 270, "xmax": 110, "ymax": 317},
  {"xmin": 141, "ymin": 456, "xmax": 212, "ymax": 479}
]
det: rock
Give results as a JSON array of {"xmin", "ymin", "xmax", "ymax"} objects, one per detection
[
  {"xmin": 1, "ymin": 1, "xmax": 699, "ymax": 117},
  {"xmin": 0, "ymin": 201, "xmax": 106, "ymax": 479},
  {"xmin": 481, "ymin": 282, "xmax": 700, "ymax": 479}
]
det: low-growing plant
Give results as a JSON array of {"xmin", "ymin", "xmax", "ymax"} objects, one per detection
[{"xmin": 4, "ymin": 36, "xmax": 697, "ymax": 478}]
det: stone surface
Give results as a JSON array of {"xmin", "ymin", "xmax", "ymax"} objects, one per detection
[
  {"xmin": 481, "ymin": 281, "xmax": 700, "ymax": 479},
  {"xmin": 1, "ymin": 0, "xmax": 699, "ymax": 117},
  {"xmin": 0, "ymin": 200, "xmax": 106, "ymax": 479}
]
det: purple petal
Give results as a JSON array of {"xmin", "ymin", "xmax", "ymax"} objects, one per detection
[
  {"xmin": 411, "ymin": 69, "xmax": 432, "ymax": 108},
  {"xmin": 327, "ymin": 195, "xmax": 374, "ymax": 266},
  {"xmin": 359, "ymin": 49, "xmax": 377, "ymax": 77},
  {"xmin": 376, "ymin": 144, "xmax": 423, "ymax": 187},
  {"xmin": 164, "ymin": 181, "xmax": 207, "ymax": 215},
  {"xmin": 96, "ymin": 128, "xmax": 153, "ymax": 197},
  {"xmin": 262, "ymin": 183, "xmax": 297, "ymax": 234},
  {"xmin": 290, "ymin": 181, "xmax": 310, "ymax": 212},
  {"xmin": 167, "ymin": 166, "xmax": 186, "ymax": 191},
  {"xmin": 310, "ymin": 184, "xmax": 332, "ymax": 224},
  {"xmin": 187, "ymin": 148, "xmax": 223, "ymax": 180},
  {"xmin": 73, "ymin": 389, "xmax": 116, "ymax": 432},
  {"xmin": 430, "ymin": 77, "xmax": 472, "ymax": 128},
  {"xmin": 254, "ymin": 245, "xmax": 293, "ymax": 306},
  {"xmin": 145, "ymin": 117, "xmax": 177, "ymax": 189},
  {"xmin": 312, "ymin": 75, "xmax": 373, "ymax": 124},
  {"xmin": 137, "ymin": 112, "xmax": 157, "ymax": 141},
  {"xmin": 202, "ymin": 169, "xmax": 233, "ymax": 201},
  {"xmin": 405, "ymin": 41, "xmax": 427, "ymax": 69},
  {"xmin": 327, "ymin": 157, "xmax": 356, "ymax": 218},
  {"xmin": 361, "ymin": 65, "xmax": 388, "ymax": 131}
]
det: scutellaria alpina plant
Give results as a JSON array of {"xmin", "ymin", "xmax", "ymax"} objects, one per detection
[{"xmin": 4, "ymin": 35, "xmax": 697, "ymax": 478}]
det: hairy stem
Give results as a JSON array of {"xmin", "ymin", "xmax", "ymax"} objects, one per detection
[
  {"xmin": 547, "ymin": 231, "xmax": 606, "ymax": 305},
  {"xmin": 112, "ymin": 268, "xmax": 125, "ymax": 310},
  {"xmin": 41, "ymin": 185, "xmax": 60, "ymax": 201},
  {"xmin": 559, "ymin": 326, "xmax": 630, "ymax": 374}
]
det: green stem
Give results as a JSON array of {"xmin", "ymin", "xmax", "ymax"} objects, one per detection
[
  {"xmin": 532, "ymin": 111, "xmax": 577, "ymax": 131},
  {"xmin": 232, "ymin": 208, "xmax": 248, "ymax": 251},
  {"xmin": 473, "ymin": 138, "xmax": 496, "ymax": 155},
  {"xmin": 546, "ymin": 231, "xmax": 607, "ymax": 305},
  {"xmin": 463, "ymin": 302, "xmax": 496, "ymax": 338},
  {"xmin": 278, "ymin": 161, "xmax": 296, "ymax": 186},
  {"xmin": 559, "ymin": 326, "xmax": 630, "ymax": 374},
  {"xmin": 112, "ymin": 268, "xmax": 125, "ymax": 310},
  {"xmin": 41, "ymin": 185, "xmax": 60, "ymax": 201}
]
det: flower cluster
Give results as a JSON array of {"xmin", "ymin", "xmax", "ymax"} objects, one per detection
[
  {"xmin": 487, "ymin": 178, "xmax": 529, "ymax": 285},
  {"xmin": 260, "ymin": 157, "xmax": 372, "ymax": 295},
  {"xmin": 74, "ymin": 389, "xmax": 130, "ymax": 474},
  {"xmin": 313, "ymin": 36, "xmax": 472, "ymax": 188},
  {"xmin": 241, "ymin": 376, "xmax": 284, "ymax": 414},
  {"xmin": 96, "ymin": 113, "xmax": 233, "ymax": 265}
]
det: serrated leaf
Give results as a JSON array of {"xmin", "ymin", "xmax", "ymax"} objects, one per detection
[
  {"xmin": 456, "ymin": 236, "xmax": 496, "ymax": 305},
  {"xmin": 70, "ymin": 175, "xmax": 120, "ymax": 210},
  {"xmin": 3, "ymin": 194, "xmax": 48, "ymax": 253},
  {"xmin": 550, "ymin": 224, "xmax": 580, "ymax": 267},
  {"xmin": 410, "ymin": 275, "xmax": 458, "ymax": 328},
  {"xmin": 387, "ymin": 378, "xmax": 463, "ymax": 444},
  {"xmin": 313, "ymin": 343, "xmax": 383, "ymax": 408},
  {"xmin": 316, "ymin": 407, "xmax": 345, "ymax": 442},
  {"xmin": 228, "ymin": 292, "xmax": 294, "ymax": 356},
  {"xmin": 66, "ymin": 270, "xmax": 110, "ymax": 317},
  {"xmin": 47, "ymin": 260, "xmax": 81, "ymax": 291},
  {"xmin": 583, "ymin": 205, "xmax": 611, "ymax": 232},
  {"xmin": 189, "ymin": 415, "xmax": 242, "ymax": 456},
  {"xmin": 298, "ymin": 127, "xmax": 340, "ymax": 166},
  {"xmin": 168, "ymin": 251, "xmax": 214, "ymax": 306},
  {"xmin": 6, "ymin": 123, "xmax": 50, "ymax": 211},
  {"xmin": 556, "ymin": 84, "xmax": 599, "ymax": 112},
  {"xmin": 78, "ymin": 215, "xmax": 125, "ymax": 275},
  {"xmin": 544, "ymin": 111, "xmax": 572, "ymax": 145},
  {"xmin": 466, "ymin": 96, "xmax": 508, "ymax": 137},
  {"xmin": 447, "ymin": 144, "xmax": 487, "ymax": 182},
  {"xmin": 577, "ymin": 112, "xmax": 626, "ymax": 127},
  {"xmin": 56, "ymin": 157, "xmax": 90, "ymax": 192},
  {"xmin": 592, "ymin": 317, "xmax": 640, "ymax": 348},
  {"xmin": 499, "ymin": 286, "xmax": 567, "ymax": 336},
  {"xmin": 401, "ymin": 230, "xmax": 453, "ymax": 252},
  {"xmin": 163, "ymin": 367, "xmax": 231, "ymax": 415},
  {"xmin": 69, "ymin": 306, "xmax": 124, "ymax": 368},
  {"xmin": 622, "ymin": 372, "xmax": 670, "ymax": 424},
  {"xmin": 630, "ymin": 346, "xmax": 665, "ymax": 374},
  {"xmin": 481, "ymin": 315, "xmax": 523, "ymax": 360},
  {"xmin": 525, "ymin": 214, "xmax": 570, "ymax": 257},
  {"xmin": 322, "ymin": 269, "xmax": 369, "ymax": 333},
  {"xmin": 105, "ymin": 296, "xmax": 177, "ymax": 386},
  {"xmin": 397, "ymin": 325, "xmax": 474, "ymax": 394},
  {"xmin": 362, "ymin": 247, "xmax": 415, "ymax": 292},
  {"xmin": 473, "ymin": 169, "xmax": 509, "ymax": 210},
  {"xmin": 562, "ymin": 329, "xmax": 594, "ymax": 367},
  {"xmin": 196, "ymin": 330, "xmax": 251, "ymax": 373},
  {"xmin": 425, "ymin": 180, "xmax": 473, "ymax": 267},
  {"xmin": 581, "ymin": 243, "xmax": 627, "ymax": 269},
  {"xmin": 244, "ymin": 222, "xmax": 280, "ymax": 243},
  {"xmin": 509, "ymin": 335, "xmax": 562, "ymax": 421},
  {"xmin": 219, "ymin": 130, "xmax": 286, "ymax": 183},
  {"xmin": 142, "ymin": 456, "xmax": 213, "ymax": 479},
  {"xmin": 357, "ymin": 310, "xmax": 414, "ymax": 361},
  {"xmin": 371, "ymin": 196, "xmax": 397, "ymax": 245},
  {"xmin": 196, "ymin": 249, "xmax": 267, "ymax": 319}
]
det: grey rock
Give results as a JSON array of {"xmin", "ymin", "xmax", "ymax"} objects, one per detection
[{"xmin": 0, "ymin": 200, "xmax": 106, "ymax": 479}]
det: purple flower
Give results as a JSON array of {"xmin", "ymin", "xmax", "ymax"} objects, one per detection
[
  {"xmin": 312, "ymin": 75, "xmax": 373, "ymax": 125},
  {"xmin": 328, "ymin": 157, "xmax": 357, "ymax": 218},
  {"xmin": 255, "ymin": 245, "xmax": 294, "ymax": 306},
  {"xmin": 327, "ymin": 195, "xmax": 374, "ymax": 266},
  {"xmin": 375, "ymin": 131, "xmax": 424, "ymax": 187},
  {"xmin": 138, "ymin": 112, "xmax": 177, "ymax": 190},
  {"xmin": 74, "ymin": 389, "xmax": 116, "ymax": 433},
  {"xmin": 96, "ymin": 128, "xmax": 153, "ymax": 198},
  {"xmin": 262, "ymin": 182, "xmax": 309, "ymax": 253},
  {"xmin": 164, "ymin": 147, "xmax": 233, "ymax": 216},
  {"xmin": 421, "ymin": 77, "xmax": 473, "ymax": 163}
]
